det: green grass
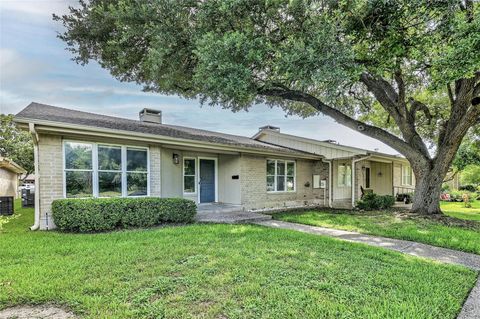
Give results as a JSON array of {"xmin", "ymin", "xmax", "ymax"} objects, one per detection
[
  {"xmin": 441, "ymin": 200, "xmax": 480, "ymax": 221},
  {"xmin": 0, "ymin": 201, "xmax": 477, "ymax": 319},
  {"xmin": 275, "ymin": 208, "xmax": 480, "ymax": 255}
]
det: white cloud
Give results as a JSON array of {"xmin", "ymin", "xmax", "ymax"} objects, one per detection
[{"xmin": 0, "ymin": 0, "xmax": 76, "ymax": 18}]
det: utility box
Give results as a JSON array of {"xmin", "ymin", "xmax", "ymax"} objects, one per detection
[
  {"xmin": 21, "ymin": 189, "xmax": 35, "ymax": 208},
  {"xmin": 0, "ymin": 196, "xmax": 14, "ymax": 215}
]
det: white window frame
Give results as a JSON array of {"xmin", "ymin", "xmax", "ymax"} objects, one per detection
[
  {"xmin": 183, "ymin": 157, "xmax": 197, "ymax": 194},
  {"xmin": 97, "ymin": 144, "xmax": 123, "ymax": 197},
  {"xmin": 63, "ymin": 140, "xmax": 150, "ymax": 198},
  {"xmin": 402, "ymin": 164, "xmax": 413, "ymax": 186},
  {"xmin": 266, "ymin": 159, "xmax": 296, "ymax": 193}
]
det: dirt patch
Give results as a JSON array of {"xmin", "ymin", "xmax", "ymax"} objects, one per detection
[
  {"xmin": 0, "ymin": 305, "xmax": 76, "ymax": 319},
  {"xmin": 393, "ymin": 211, "xmax": 480, "ymax": 230}
]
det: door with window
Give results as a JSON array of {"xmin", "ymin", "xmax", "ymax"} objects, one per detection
[{"xmin": 199, "ymin": 159, "xmax": 216, "ymax": 203}]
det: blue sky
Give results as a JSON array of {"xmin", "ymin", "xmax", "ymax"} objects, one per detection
[{"xmin": 0, "ymin": 0, "xmax": 397, "ymax": 154}]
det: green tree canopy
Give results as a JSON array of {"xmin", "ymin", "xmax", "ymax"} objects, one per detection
[
  {"xmin": 55, "ymin": 0, "xmax": 480, "ymax": 214},
  {"xmin": 0, "ymin": 114, "xmax": 34, "ymax": 178}
]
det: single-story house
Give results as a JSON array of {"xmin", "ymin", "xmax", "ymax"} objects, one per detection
[
  {"xmin": 14, "ymin": 102, "xmax": 415, "ymax": 230},
  {"xmin": 0, "ymin": 157, "xmax": 26, "ymax": 199}
]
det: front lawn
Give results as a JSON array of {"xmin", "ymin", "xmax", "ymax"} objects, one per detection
[
  {"xmin": 441, "ymin": 200, "xmax": 480, "ymax": 221},
  {"xmin": 0, "ymin": 202, "xmax": 476, "ymax": 318},
  {"xmin": 275, "ymin": 209, "xmax": 480, "ymax": 255}
]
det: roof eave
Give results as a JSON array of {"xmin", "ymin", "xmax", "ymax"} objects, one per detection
[{"xmin": 14, "ymin": 117, "xmax": 322, "ymax": 160}]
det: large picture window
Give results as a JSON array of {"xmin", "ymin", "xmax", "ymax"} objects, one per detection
[
  {"xmin": 64, "ymin": 141, "xmax": 149, "ymax": 198},
  {"xmin": 337, "ymin": 163, "xmax": 352, "ymax": 187},
  {"xmin": 266, "ymin": 159, "xmax": 295, "ymax": 192},
  {"xmin": 183, "ymin": 158, "xmax": 196, "ymax": 193},
  {"xmin": 402, "ymin": 165, "xmax": 413, "ymax": 186},
  {"xmin": 64, "ymin": 142, "xmax": 93, "ymax": 198}
]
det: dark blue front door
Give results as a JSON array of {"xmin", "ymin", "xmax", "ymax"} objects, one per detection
[{"xmin": 200, "ymin": 159, "xmax": 215, "ymax": 203}]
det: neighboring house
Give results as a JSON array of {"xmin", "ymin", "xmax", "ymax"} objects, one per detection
[
  {"xmin": 0, "ymin": 157, "xmax": 26, "ymax": 198},
  {"xmin": 14, "ymin": 102, "xmax": 415, "ymax": 230}
]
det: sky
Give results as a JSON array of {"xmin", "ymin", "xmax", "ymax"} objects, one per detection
[{"xmin": 0, "ymin": 0, "xmax": 397, "ymax": 154}]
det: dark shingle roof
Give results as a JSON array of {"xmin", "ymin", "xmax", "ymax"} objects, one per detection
[{"xmin": 15, "ymin": 102, "xmax": 315, "ymax": 156}]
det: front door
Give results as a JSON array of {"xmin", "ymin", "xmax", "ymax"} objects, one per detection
[{"xmin": 200, "ymin": 159, "xmax": 215, "ymax": 203}]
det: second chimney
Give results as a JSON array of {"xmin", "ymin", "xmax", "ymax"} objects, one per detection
[{"xmin": 139, "ymin": 108, "xmax": 162, "ymax": 124}]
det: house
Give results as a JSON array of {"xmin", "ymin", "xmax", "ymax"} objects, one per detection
[
  {"xmin": 14, "ymin": 102, "xmax": 415, "ymax": 230},
  {"xmin": 0, "ymin": 157, "xmax": 26, "ymax": 198}
]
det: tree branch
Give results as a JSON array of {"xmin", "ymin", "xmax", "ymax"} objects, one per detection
[
  {"xmin": 408, "ymin": 97, "xmax": 433, "ymax": 125},
  {"xmin": 447, "ymin": 83, "xmax": 455, "ymax": 107},
  {"xmin": 259, "ymin": 86, "xmax": 427, "ymax": 162}
]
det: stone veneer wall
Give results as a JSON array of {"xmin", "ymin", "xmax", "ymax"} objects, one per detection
[{"xmin": 240, "ymin": 154, "xmax": 329, "ymax": 211}]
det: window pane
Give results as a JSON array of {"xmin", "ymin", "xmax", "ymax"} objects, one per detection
[
  {"xmin": 99, "ymin": 172, "xmax": 122, "ymax": 197},
  {"xmin": 127, "ymin": 172, "xmax": 148, "ymax": 196},
  {"xmin": 65, "ymin": 142, "xmax": 92, "ymax": 170},
  {"xmin": 287, "ymin": 162, "xmax": 295, "ymax": 176},
  {"xmin": 127, "ymin": 148, "xmax": 147, "ymax": 171},
  {"xmin": 98, "ymin": 145, "xmax": 121, "ymax": 171},
  {"xmin": 338, "ymin": 165, "xmax": 345, "ymax": 186},
  {"xmin": 184, "ymin": 159, "xmax": 196, "ymax": 176},
  {"xmin": 276, "ymin": 175, "xmax": 285, "ymax": 191},
  {"xmin": 184, "ymin": 176, "xmax": 195, "ymax": 193},
  {"xmin": 266, "ymin": 160, "xmax": 276, "ymax": 175},
  {"xmin": 66, "ymin": 171, "xmax": 93, "ymax": 198},
  {"xmin": 345, "ymin": 165, "xmax": 352, "ymax": 187},
  {"xmin": 266, "ymin": 176, "xmax": 275, "ymax": 192},
  {"xmin": 287, "ymin": 176, "xmax": 295, "ymax": 191},
  {"xmin": 277, "ymin": 161, "xmax": 286, "ymax": 176}
]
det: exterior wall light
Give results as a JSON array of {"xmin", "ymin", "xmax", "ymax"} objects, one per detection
[{"xmin": 173, "ymin": 153, "xmax": 180, "ymax": 165}]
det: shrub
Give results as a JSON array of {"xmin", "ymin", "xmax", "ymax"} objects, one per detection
[
  {"xmin": 52, "ymin": 197, "xmax": 196, "ymax": 232},
  {"xmin": 459, "ymin": 185, "xmax": 476, "ymax": 192},
  {"xmin": 395, "ymin": 193, "xmax": 414, "ymax": 204},
  {"xmin": 357, "ymin": 193, "xmax": 395, "ymax": 210}
]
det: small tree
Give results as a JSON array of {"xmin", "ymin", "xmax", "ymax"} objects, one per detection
[
  {"xmin": 55, "ymin": 0, "xmax": 480, "ymax": 214},
  {"xmin": 0, "ymin": 114, "xmax": 34, "ymax": 180}
]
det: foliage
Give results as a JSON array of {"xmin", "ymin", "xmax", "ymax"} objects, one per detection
[
  {"xmin": 460, "ymin": 164, "xmax": 480, "ymax": 186},
  {"xmin": 0, "ymin": 114, "xmax": 34, "ymax": 176},
  {"xmin": 459, "ymin": 184, "xmax": 477, "ymax": 192},
  {"xmin": 395, "ymin": 193, "xmax": 414, "ymax": 204},
  {"xmin": 274, "ymin": 207, "xmax": 480, "ymax": 254},
  {"xmin": 0, "ymin": 214, "xmax": 20, "ymax": 232},
  {"xmin": 453, "ymin": 140, "xmax": 480, "ymax": 171},
  {"xmin": 357, "ymin": 193, "xmax": 395, "ymax": 210},
  {"xmin": 52, "ymin": 197, "xmax": 196, "ymax": 232},
  {"xmin": 0, "ymin": 201, "xmax": 476, "ymax": 318}
]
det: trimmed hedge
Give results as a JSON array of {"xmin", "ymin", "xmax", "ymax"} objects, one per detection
[
  {"xmin": 356, "ymin": 193, "xmax": 395, "ymax": 210},
  {"xmin": 52, "ymin": 197, "xmax": 196, "ymax": 232}
]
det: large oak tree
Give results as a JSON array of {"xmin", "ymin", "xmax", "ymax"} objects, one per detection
[{"xmin": 55, "ymin": 0, "xmax": 480, "ymax": 214}]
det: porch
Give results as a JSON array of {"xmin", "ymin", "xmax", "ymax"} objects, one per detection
[{"xmin": 195, "ymin": 203, "xmax": 272, "ymax": 224}]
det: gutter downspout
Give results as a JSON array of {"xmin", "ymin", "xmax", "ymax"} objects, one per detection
[
  {"xmin": 29, "ymin": 123, "xmax": 40, "ymax": 231},
  {"xmin": 322, "ymin": 159, "xmax": 332, "ymax": 208},
  {"xmin": 351, "ymin": 155, "xmax": 372, "ymax": 208}
]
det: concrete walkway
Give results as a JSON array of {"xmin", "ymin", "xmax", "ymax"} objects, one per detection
[{"xmin": 254, "ymin": 219, "xmax": 480, "ymax": 319}]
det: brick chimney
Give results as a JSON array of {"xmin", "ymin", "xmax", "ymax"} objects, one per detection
[{"xmin": 139, "ymin": 108, "xmax": 162, "ymax": 124}]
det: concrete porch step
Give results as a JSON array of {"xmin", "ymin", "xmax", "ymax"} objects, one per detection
[{"xmin": 195, "ymin": 211, "xmax": 272, "ymax": 224}]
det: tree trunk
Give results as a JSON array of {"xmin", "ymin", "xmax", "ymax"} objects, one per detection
[{"xmin": 411, "ymin": 167, "xmax": 445, "ymax": 215}]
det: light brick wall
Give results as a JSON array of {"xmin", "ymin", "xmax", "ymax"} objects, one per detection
[
  {"xmin": 240, "ymin": 154, "xmax": 329, "ymax": 210},
  {"xmin": 38, "ymin": 134, "xmax": 63, "ymax": 229},
  {"xmin": 37, "ymin": 135, "xmax": 162, "ymax": 229},
  {"xmin": 149, "ymin": 145, "xmax": 161, "ymax": 197}
]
